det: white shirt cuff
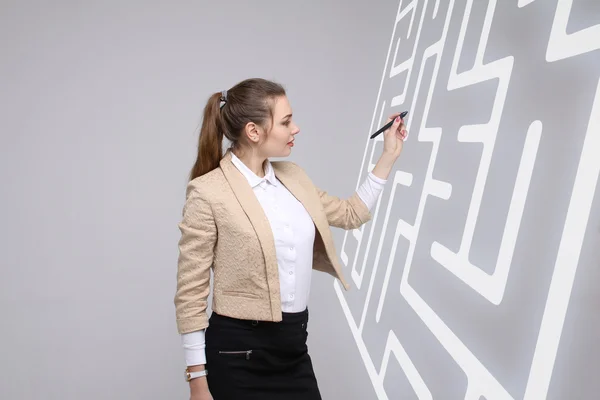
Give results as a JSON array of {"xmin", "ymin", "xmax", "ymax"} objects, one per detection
[
  {"xmin": 181, "ymin": 330, "xmax": 207, "ymax": 366},
  {"xmin": 356, "ymin": 172, "xmax": 387, "ymax": 210}
]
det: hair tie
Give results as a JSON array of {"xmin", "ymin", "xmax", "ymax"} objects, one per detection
[{"xmin": 219, "ymin": 90, "xmax": 228, "ymax": 109}]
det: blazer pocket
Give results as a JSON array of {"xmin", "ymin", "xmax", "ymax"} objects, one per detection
[{"xmin": 222, "ymin": 290, "xmax": 260, "ymax": 300}]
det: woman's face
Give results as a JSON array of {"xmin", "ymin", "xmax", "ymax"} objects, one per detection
[{"xmin": 254, "ymin": 95, "xmax": 300, "ymax": 159}]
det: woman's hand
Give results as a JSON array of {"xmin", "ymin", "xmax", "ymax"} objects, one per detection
[
  {"xmin": 382, "ymin": 112, "xmax": 408, "ymax": 159},
  {"xmin": 190, "ymin": 388, "xmax": 213, "ymax": 400},
  {"xmin": 371, "ymin": 112, "xmax": 408, "ymax": 181}
]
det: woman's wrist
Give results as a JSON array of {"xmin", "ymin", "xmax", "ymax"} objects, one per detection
[
  {"xmin": 190, "ymin": 376, "xmax": 208, "ymax": 388},
  {"xmin": 189, "ymin": 373, "xmax": 209, "ymax": 395},
  {"xmin": 371, "ymin": 151, "xmax": 398, "ymax": 181},
  {"xmin": 186, "ymin": 364, "xmax": 208, "ymax": 389}
]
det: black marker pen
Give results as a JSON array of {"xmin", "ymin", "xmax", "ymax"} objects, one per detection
[{"xmin": 369, "ymin": 111, "xmax": 408, "ymax": 139}]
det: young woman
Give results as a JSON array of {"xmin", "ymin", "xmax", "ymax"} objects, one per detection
[{"xmin": 174, "ymin": 78, "xmax": 407, "ymax": 400}]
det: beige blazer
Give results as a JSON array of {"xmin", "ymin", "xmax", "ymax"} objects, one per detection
[{"xmin": 174, "ymin": 151, "xmax": 372, "ymax": 334}]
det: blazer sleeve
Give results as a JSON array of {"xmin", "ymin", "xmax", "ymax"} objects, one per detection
[
  {"xmin": 174, "ymin": 185, "xmax": 216, "ymax": 334},
  {"xmin": 317, "ymin": 188, "xmax": 372, "ymax": 230}
]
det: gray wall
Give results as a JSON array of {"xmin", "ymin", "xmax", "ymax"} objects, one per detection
[
  {"xmin": 1, "ymin": 1, "xmax": 598, "ymax": 400},
  {"xmin": 326, "ymin": 0, "xmax": 600, "ymax": 399}
]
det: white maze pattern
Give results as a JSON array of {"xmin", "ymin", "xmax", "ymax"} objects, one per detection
[{"xmin": 334, "ymin": 0, "xmax": 600, "ymax": 399}]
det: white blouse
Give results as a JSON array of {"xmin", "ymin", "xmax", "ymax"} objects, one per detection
[{"xmin": 181, "ymin": 154, "xmax": 387, "ymax": 366}]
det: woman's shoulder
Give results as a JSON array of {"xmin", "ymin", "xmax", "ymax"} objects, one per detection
[
  {"xmin": 271, "ymin": 160, "xmax": 316, "ymax": 187},
  {"xmin": 185, "ymin": 167, "xmax": 226, "ymax": 199},
  {"xmin": 271, "ymin": 160, "xmax": 307, "ymax": 176}
]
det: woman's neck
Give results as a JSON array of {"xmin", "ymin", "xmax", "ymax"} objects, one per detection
[{"xmin": 232, "ymin": 148, "xmax": 267, "ymax": 178}]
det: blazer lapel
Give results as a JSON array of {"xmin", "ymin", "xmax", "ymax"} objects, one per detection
[
  {"xmin": 271, "ymin": 163, "xmax": 329, "ymax": 238},
  {"xmin": 219, "ymin": 151, "xmax": 278, "ymax": 270},
  {"xmin": 273, "ymin": 165, "xmax": 349, "ymax": 288}
]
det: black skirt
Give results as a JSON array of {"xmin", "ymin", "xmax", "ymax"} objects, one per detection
[{"xmin": 205, "ymin": 308, "xmax": 322, "ymax": 400}]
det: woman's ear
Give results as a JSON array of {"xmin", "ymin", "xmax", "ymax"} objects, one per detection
[{"xmin": 244, "ymin": 122, "xmax": 261, "ymax": 143}]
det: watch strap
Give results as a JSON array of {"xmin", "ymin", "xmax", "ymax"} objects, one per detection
[{"xmin": 185, "ymin": 368, "xmax": 208, "ymax": 382}]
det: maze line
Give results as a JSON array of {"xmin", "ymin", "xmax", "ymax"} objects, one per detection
[
  {"xmin": 546, "ymin": 0, "xmax": 600, "ymax": 62},
  {"xmin": 381, "ymin": 330, "xmax": 432, "ymax": 399},
  {"xmin": 518, "ymin": 0, "xmax": 537, "ymax": 8},
  {"xmin": 391, "ymin": 1, "xmax": 420, "ymax": 108}
]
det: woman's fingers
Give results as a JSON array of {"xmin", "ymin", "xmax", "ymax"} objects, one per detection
[
  {"xmin": 399, "ymin": 127, "xmax": 408, "ymax": 140},
  {"xmin": 386, "ymin": 112, "xmax": 408, "ymax": 140},
  {"xmin": 387, "ymin": 112, "xmax": 402, "ymax": 122},
  {"xmin": 385, "ymin": 112, "xmax": 408, "ymax": 140},
  {"xmin": 388, "ymin": 115, "xmax": 403, "ymax": 135}
]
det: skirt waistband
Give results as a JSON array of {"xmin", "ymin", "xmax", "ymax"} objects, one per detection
[{"xmin": 209, "ymin": 307, "xmax": 309, "ymax": 329}]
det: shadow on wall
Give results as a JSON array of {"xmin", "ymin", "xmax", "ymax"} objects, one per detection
[{"xmin": 334, "ymin": 0, "xmax": 600, "ymax": 399}]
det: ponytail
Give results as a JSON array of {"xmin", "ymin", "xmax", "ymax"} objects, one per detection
[
  {"xmin": 188, "ymin": 78, "xmax": 287, "ymax": 181},
  {"xmin": 189, "ymin": 92, "xmax": 224, "ymax": 181}
]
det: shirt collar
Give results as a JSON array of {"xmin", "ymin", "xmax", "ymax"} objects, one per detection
[{"xmin": 230, "ymin": 152, "xmax": 278, "ymax": 188}]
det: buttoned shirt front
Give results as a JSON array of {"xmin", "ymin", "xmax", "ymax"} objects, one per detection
[{"xmin": 230, "ymin": 153, "xmax": 315, "ymax": 312}]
